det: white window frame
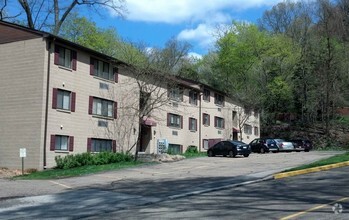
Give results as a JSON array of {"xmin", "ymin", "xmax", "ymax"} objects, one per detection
[
  {"xmin": 169, "ymin": 113, "xmax": 181, "ymax": 128},
  {"xmin": 57, "ymin": 89, "xmax": 71, "ymax": 110},
  {"xmin": 58, "ymin": 46, "xmax": 72, "ymax": 68},
  {"xmin": 55, "ymin": 135, "xmax": 69, "ymax": 151},
  {"xmin": 93, "ymin": 98, "xmax": 114, "ymax": 118},
  {"xmin": 91, "ymin": 139, "xmax": 113, "ymax": 152}
]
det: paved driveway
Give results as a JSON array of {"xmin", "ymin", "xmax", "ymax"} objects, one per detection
[{"xmin": 0, "ymin": 151, "xmax": 341, "ymax": 200}]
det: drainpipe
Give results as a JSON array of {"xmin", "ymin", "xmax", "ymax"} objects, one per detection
[
  {"xmin": 199, "ymin": 92, "xmax": 202, "ymax": 152},
  {"xmin": 43, "ymin": 38, "xmax": 52, "ymax": 169}
]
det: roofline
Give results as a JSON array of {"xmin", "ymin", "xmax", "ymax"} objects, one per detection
[{"xmin": 0, "ymin": 20, "xmax": 128, "ymax": 66}]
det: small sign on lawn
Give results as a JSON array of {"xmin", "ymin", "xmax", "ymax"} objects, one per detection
[{"xmin": 20, "ymin": 148, "xmax": 26, "ymax": 158}]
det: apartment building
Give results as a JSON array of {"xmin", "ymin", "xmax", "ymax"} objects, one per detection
[{"xmin": 0, "ymin": 21, "xmax": 259, "ymax": 170}]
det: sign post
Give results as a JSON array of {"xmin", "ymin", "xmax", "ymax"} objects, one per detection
[{"xmin": 19, "ymin": 148, "xmax": 26, "ymax": 175}]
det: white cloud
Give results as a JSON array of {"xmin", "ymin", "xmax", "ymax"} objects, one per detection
[
  {"xmin": 187, "ymin": 52, "xmax": 203, "ymax": 60},
  {"xmin": 178, "ymin": 24, "xmax": 216, "ymax": 49},
  {"xmin": 115, "ymin": 0, "xmax": 281, "ymax": 24}
]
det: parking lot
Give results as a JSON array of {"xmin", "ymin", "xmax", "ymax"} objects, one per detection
[{"xmin": 0, "ymin": 151, "xmax": 342, "ymax": 200}]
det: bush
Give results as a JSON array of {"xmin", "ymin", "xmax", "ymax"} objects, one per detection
[
  {"xmin": 55, "ymin": 152, "xmax": 134, "ymax": 169},
  {"xmin": 185, "ymin": 145, "xmax": 198, "ymax": 154}
]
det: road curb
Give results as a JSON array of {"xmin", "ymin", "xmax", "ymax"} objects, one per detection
[{"xmin": 274, "ymin": 161, "xmax": 349, "ymax": 179}]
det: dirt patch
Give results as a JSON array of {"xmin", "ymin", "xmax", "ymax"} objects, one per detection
[{"xmin": 0, "ymin": 168, "xmax": 23, "ymax": 178}]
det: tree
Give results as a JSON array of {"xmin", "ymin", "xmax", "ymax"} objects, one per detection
[{"xmin": 12, "ymin": 0, "xmax": 125, "ymax": 34}]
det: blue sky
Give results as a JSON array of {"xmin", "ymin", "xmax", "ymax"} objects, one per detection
[
  {"xmin": 89, "ymin": 0, "xmax": 284, "ymax": 57},
  {"xmin": 8, "ymin": 0, "xmax": 285, "ymax": 57}
]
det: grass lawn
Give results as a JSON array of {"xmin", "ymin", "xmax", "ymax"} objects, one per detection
[
  {"xmin": 284, "ymin": 151, "xmax": 349, "ymax": 172},
  {"xmin": 14, "ymin": 161, "xmax": 153, "ymax": 180},
  {"xmin": 13, "ymin": 152, "xmax": 207, "ymax": 180}
]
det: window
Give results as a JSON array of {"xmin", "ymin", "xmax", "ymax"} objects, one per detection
[
  {"xmin": 203, "ymin": 113, "xmax": 210, "ymax": 126},
  {"xmin": 214, "ymin": 117, "xmax": 225, "ymax": 129},
  {"xmin": 254, "ymin": 126, "xmax": 259, "ymax": 136},
  {"xmin": 89, "ymin": 138, "xmax": 114, "ymax": 152},
  {"xmin": 203, "ymin": 89, "xmax": 210, "ymax": 102},
  {"xmin": 167, "ymin": 113, "xmax": 182, "ymax": 128},
  {"xmin": 90, "ymin": 58, "xmax": 116, "ymax": 81},
  {"xmin": 168, "ymin": 86, "xmax": 183, "ymax": 101},
  {"xmin": 54, "ymin": 45, "xmax": 76, "ymax": 70},
  {"xmin": 50, "ymin": 135, "xmax": 74, "ymax": 151},
  {"xmin": 244, "ymin": 124, "xmax": 253, "ymax": 135},
  {"xmin": 168, "ymin": 144, "xmax": 182, "ymax": 154},
  {"xmin": 52, "ymin": 88, "xmax": 75, "ymax": 112},
  {"xmin": 189, "ymin": 90, "xmax": 198, "ymax": 105},
  {"xmin": 189, "ymin": 117, "xmax": 197, "ymax": 131},
  {"xmin": 254, "ymin": 111, "xmax": 259, "ymax": 118},
  {"xmin": 214, "ymin": 93, "xmax": 224, "ymax": 106},
  {"xmin": 89, "ymin": 96, "xmax": 117, "ymax": 119}
]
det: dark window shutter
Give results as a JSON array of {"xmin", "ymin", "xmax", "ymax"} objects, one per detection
[
  {"xmin": 72, "ymin": 50, "xmax": 77, "ymax": 70},
  {"xmin": 50, "ymin": 135, "xmax": 56, "ymax": 151},
  {"xmin": 202, "ymin": 113, "xmax": 205, "ymax": 125},
  {"xmin": 223, "ymin": 119, "xmax": 225, "ymax": 128},
  {"xmin": 88, "ymin": 96, "xmax": 93, "ymax": 115},
  {"xmin": 167, "ymin": 113, "xmax": 170, "ymax": 127},
  {"xmin": 208, "ymin": 115, "xmax": 210, "ymax": 126},
  {"xmin": 195, "ymin": 118, "xmax": 198, "ymax": 131},
  {"xmin": 113, "ymin": 67, "xmax": 119, "ymax": 83},
  {"xmin": 180, "ymin": 145, "xmax": 183, "ymax": 154},
  {"xmin": 71, "ymin": 92, "xmax": 76, "ymax": 112},
  {"xmin": 87, "ymin": 138, "xmax": 92, "ymax": 152},
  {"xmin": 69, "ymin": 136, "xmax": 74, "ymax": 152},
  {"xmin": 214, "ymin": 117, "xmax": 217, "ymax": 127},
  {"xmin": 54, "ymin": 45, "xmax": 60, "ymax": 65},
  {"xmin": 114, "ymin": 102, "xmax": 118, "ymax": 119},
  {"xmin": 181, "ymin": 115, "xmax": 183, "ymax": 129},
  {"xmin": 112, "ymin": 140, "xmax": 116, "ymax": 152},
  {"xmin": 90, "ymin": 57, "xmax": 95, "ymax": 76},
  {"xmin": 188, "ymin": 118, "xmax": 190, "ymax": 130},
  {"xmin": 52, "ymin": 88, "xmax": 57, "ymax": 109}
]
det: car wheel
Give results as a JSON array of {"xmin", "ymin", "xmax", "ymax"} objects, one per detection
[
  {"xmin": 228, "ymin": 150, "xmax": 236, "ymax": 158},
  {"xmin": 260, "ymin": 147, "xmax": 265, "ymax": 154},
  {"xmin": 243, "ymin": 153, "xmax": 249, "ymax": 157},
  {"xmin": 305, "ymin": 149, "xmax": 310, "ymax": 152},
  {"xmin": 208, "ymin": 150, "xmax": 214, "ymax": 157}
]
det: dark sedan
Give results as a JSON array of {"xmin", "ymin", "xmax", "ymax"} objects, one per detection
[
  {"xmin": 289, "ymin": 138, "xmax": 313, "ymax": 152},
  {"xmin": 207, "ymin": 140, "xmax": 251, "ymax": 158}
]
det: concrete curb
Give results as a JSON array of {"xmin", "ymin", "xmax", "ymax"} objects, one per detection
[{"xmin": 274, "ymin": 161, "xmax": 349, "ymax": 179}]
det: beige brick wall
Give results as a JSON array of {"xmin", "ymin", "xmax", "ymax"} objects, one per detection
[
  {"xmin": 0, "ymin": 38, "xmax": 47, "ymax": 169},
  {"xmin": 45, "ymin": 43, "xmax": 139, "ymax": 168}
]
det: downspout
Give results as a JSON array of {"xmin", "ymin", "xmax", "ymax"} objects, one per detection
[
  {"xmin": 199, "ymin": 91, "xmax": 202, "ymax": 152},
  {"xmin": 43, "ymin": 37, "xmax": 52, "ymax": 169}
]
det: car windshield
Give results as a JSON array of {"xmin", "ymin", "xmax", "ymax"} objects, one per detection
[{"xmin": 275, "ymin": 139, "xmax": 285, "ymax": 142}]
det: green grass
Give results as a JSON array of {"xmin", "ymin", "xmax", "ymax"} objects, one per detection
[
  {"xmin": 14, "ymin": 161, "xmax": 153, "ymax": 180},
  {"xmin": 284, "ymin": 151, "xmax": 349, "ymax": 172},
  {"xmin": 337, "ymin": 115, "xmax": 349, "ymax": 127}
]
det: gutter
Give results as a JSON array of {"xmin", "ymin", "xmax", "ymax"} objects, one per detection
[{"xmin": 43, "ymin": 36, "xmax": 52, "ymax": 169}]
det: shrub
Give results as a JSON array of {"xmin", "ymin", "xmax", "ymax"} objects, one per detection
[
  {"xmin": 185, "ymin": 145, "xmax": 198, "ymax": 154},
  {"xmin": 54, "ymin": 152, "xmax": 134, "ymax": 169}
]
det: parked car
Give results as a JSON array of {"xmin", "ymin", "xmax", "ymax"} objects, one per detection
[
  {"xmin": 207, "ymin": 140, "xmax": 251, "ymax": 157},
  {"xmin": 249, "ymin": 138, "xmax": 295, "ymax": 153},
  {"xmin": 288, "ymin": 138, "xmax": 313, "ymax": 152},
  {"xmin": 249, "ymin": 138, "xmax": 273, "ymax": 153}
]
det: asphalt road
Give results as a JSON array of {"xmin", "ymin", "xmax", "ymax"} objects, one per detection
[
  {"xmin": 85, "ymin": 166, "xmax": 349, "ymax": 220},
  {"xmin": 0, "ymin": 151, "xmax": 345, "ymax": 219}
]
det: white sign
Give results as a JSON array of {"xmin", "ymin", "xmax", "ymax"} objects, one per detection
[{"xmin": 20, "ymin": 148, "xmax": 26, "ymax": 158}]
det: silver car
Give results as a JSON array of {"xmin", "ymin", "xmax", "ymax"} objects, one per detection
[{"xmin": 274, "ymin": 139, "xmax": 294, "ymax": 152}]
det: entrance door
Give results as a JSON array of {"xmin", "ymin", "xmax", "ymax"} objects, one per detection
[{"xmin": 140, "ymin": 125, "xmax": 151, "ymax": 152}]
